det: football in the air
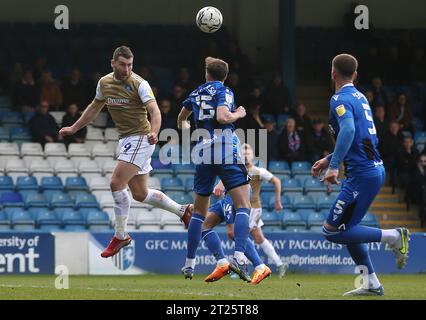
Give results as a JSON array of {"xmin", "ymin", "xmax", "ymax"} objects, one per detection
[{"xmin": 196, "ymin": 6, "xmax": 223, "ymax": 33}]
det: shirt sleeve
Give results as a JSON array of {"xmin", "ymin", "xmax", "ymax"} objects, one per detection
[
  {"xmin": 138, "ymin": 80, "xmax": 156, "ymax": 104},
  {"xmin": 330, "ymin": 98, "xmax": 354, "ymax": 125},
  {"xmin": 182, "ymin": 97, "xmax": 193, "ymax": 111},
  {"xmin": 258, "ymin": 167, "xmax": 274, "ymax": 182},
  {"xmin": 95, "ymin": 81, "xmax": 105, "ymax": 101},
  {"xmin": 216, "ymin": 87, "xmax": 233, "ymax": 111}
]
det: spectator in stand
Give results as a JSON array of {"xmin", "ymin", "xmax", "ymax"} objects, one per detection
[
  {"xmin": 264, "ymin": 119, "xmax": 280, "ymax": 161},
  {"xmin": 175, "ymin": 67, "xmax": 196, "ymax": 94},
  {"xmin": 384, "ymin": 46, "xmax": 407, "ymax": 85},
  {"xmin": 373, "ymin": 105, "xmax": 388, "ymax": 143},
  {"xmin": 371, "ymin": 77, "xmax": 390, "ymax": 109},
  {"xmin": 227, "ymin": 72, "xmax": 249, "ymax": 106},
  {"xmin": 310, "ymin": 118, "xmax": 334, "ymax": 162},
  {"xmin": 62, "ymin": 68, "xmax": 87, "ymax": 109},
  {"xmin": 380, "ymin": 121, "xmax": 404, "ymax": 191},
  {"xmin": 364, "ymin": 90, "xmax": 375, "ymax": 109},
  {"xmin": 238, "ymin": 100, "xmax": 265, "ymax": 156},
  {"xmin": 8, "ymin": 62, "xmax": 23, "ymax": 98},
  {"xmin": 413, "ymin": 154, "xmax": 426, "ymax": 227},
  {"xmin": 169, "ymin": 85, "xmax": 185, "ymax": 119},
  {"xmin": 61, "ymin": 103, "xmax": 87, "ymax": 146},
  {"xmin": 278, "ymin": 118, "xmax": 307, "ymax": 163},
  {"xmin": 292, "ymin": 102, "xmax": 313, "ymax": 133},
  {"xmin": 389, "ymin": 93, "xmax": 414, "ymax": 135},
  {"xmin": 29, "ymin": 100, "xmax": 62, "ymax": 147},
  {"xmin": 263, "ymin": 74, "xmax": 291, "ymax": 117},
  {"xmin": 39, "ymin": 70, "xmax": 63, "ymax": 109},
  {"xmin": 397, "ymin": 136, "xmax": 419, "ymax": 203},
  {"xmin": 86, "ymin": 71, "xmax": 102, "ymax": 107},
  {"xmin": 32, "ymin": 58, "xmax": 46, "ymax": 82},
  {"xmin": 159, "ymin": 98, "xmax": 177, "ymax": 131},
  {"xmin": 13, "ymin": 70, "xmax": 39, "ymax": 112}
]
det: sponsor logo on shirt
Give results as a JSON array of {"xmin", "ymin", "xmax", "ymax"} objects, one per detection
[{"xmin": 107, "ymin": 97, "xmax": 130, "ymax": 106}]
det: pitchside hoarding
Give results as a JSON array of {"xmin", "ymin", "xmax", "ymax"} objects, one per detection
[
  {"xmin": 0, "ymin": 233, "xmax": 55, "ymax": 274},
  {"xmin": 89, "ymin": 232, "xmax": 426, "ymax": 275}
]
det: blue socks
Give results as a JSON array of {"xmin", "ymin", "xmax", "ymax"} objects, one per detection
[
  {"xmin": 323, "ymin": 225, "xmax": 381, "ymax": 244},
  {"xmin": 187, "ymin": 213, "xmax": 205, "ymax": 259},
  {"xmin": 202, "ymin": 228, "xmax": 225, "ymax": 260},
  {"xmin": 347, "ymin": 243, "xmax": 375, "ymax": 274},
  {"xmin": 244, "ymin": 238, "xmax": 263, "ymax": 268},
  {"xmin": 234, "ymin": 208, "xmax": 250, "ymax": 253}
]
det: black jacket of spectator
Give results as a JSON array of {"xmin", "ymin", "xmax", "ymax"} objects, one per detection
[
  {"xmin": 379, "ymin": 131, "xmax": 404, "ymax": 160},
  {"xmin": 29, "ymin": 111, "xmax": 60, "ymax": 145},
  {"xmin": 61, "ymin": 112, "xmax": 87, "ymax": 145},
  {"xmin": 14, "ymin": 81, "xmax": 39, "ymax": 108},
  {"xmin": 310, "ymin": 128, "xmax": 334, "ymax": 160},
  {"xmin": 62, "ymin": 79, "xmax": 87, "ymax": 110},
  {"xmin": 373, "ymin": 116, "xmax": 389, "ymax": 143}
]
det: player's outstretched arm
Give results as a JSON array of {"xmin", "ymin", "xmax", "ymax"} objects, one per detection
[
  {"xmin": 146, "ymin": 100, "xmax": 161, "ymax": 144},
  {"xmin": 216, "ymin": 105, "xmax": 246, "ymax": 124},
  {"xmin": 269, "ymin": 175, "xmax": 283, "ymax": 211},
  {"xmin": 59, "ymin": 99, "xmax": 105, "ymax": 136},
  {"xmin": 177, "ymin": 107, "xmax": 192, "ymax": 130}
]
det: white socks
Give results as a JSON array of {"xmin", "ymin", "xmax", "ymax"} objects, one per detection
[
  {"xmin": 234, "ymin": 251, "xmax": 247, "ymax": 264},
  {"xmin": 260, "ymin": 239, "xmax": 283, "ymax": 266},
  {"xmin": 368, "ymin": 272, "xmax": 381, "ymax": 289},
  {"xmin": 142, "ymin": 189, "xmax": 185, "ymax": 218},
  {"xmin": 185, "ymin": 258, "xmax": 196, "ymax": 269},
  {"xmin": 217, "ymin": 258, "xmax": 228, "ymax": 266},
  {"xmin": 112, "ymin": 189, "xmax": 131, "ymax": 240},
  {"xmin": 381, "ymin": 229, "xmax": 400, "ymax": 246}
]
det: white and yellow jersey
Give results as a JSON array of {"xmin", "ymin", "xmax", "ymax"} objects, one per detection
[
  {"xmin": 248, "ymin": 165, "xmax": 274, "ymax": 208},
  {"xmin": 95, "ymin": 72, "xmax": 155, "ymax": 138}
]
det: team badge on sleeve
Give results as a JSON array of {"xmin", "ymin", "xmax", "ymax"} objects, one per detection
[{"xmin": 335, "ymin": 104, "xmax": 346, "ymax": 117}]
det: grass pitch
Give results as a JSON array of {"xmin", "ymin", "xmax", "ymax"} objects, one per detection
[{"xmin": 0, "ymin": 274, "xmax": 425, "ymax": 300}]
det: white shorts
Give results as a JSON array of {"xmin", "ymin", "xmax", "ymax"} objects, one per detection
[
  {"xmin": 117, "ymin": 135, "xmax": 155, "ymax": 175},
  {"xmin": 249, "ymin": 207, "xmax": 264, "ymax": 229}
]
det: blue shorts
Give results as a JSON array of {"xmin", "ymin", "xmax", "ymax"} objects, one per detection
[
  {"xmin": 193, "ymin": 163, "xmax": 249, "ymax": 196},
  {"xmin": 326, "ymin": 166, "xmax": 385, "ymax": 230},
  {"xmin": 208, "ymin": 194, "xmax": 235, "ymax": 225}
]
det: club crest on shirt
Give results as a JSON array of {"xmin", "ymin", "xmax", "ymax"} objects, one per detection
[
  {"xmin": 335, "ymin": 104, "xmax": 346, "ymax": 117},
  {"xmin": 124, "ymin": 84, "xmax": 132, "ymax": 91}
]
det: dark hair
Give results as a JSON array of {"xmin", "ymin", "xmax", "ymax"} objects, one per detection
[
  {"xmin": 113, "ymin": 46, "xmax": 134, "ymax": 61},
  {"xmin": 332, "ymin": 54, "xmax": 358, "ymax": 79},
  {"xmin": 205, "ymin": 57, "xmax": 229, "ymax": 81}
]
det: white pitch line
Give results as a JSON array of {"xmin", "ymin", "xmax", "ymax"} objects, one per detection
[{"xmin": 0, "ymin": 284, "xmax": 246, "ymax": 298}]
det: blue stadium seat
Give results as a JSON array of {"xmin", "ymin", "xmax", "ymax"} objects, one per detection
[
  {"xmin": 282, "ymin": 178, "xmax": 303, "ymax": 193},
  {"xmin": 261, "ymin": 192, "xmax": 275, "ymax": 209},
  {"xmin": 36, "ymin": 210, "xmax": 61, "ymax": 230},
  {"xmin": 11, "ymin": 210, "xmax": 35, "ymax": 230},
  {"xmin": 40, "ymin": 176, "xmax": 63, "ymax": 191},
  {"xmin": 10, "ymin": 127, "xmax": 31, "ymax": 141},
  {"xmin": 293, "ymin": 195, "xmax": 316, "ymax": 210},
  {"xmin": 87, "ymin": 211, "xmax": 110, "ymax": 231},
  {"xmin": 0, "ymin": 127, "xmax": 9, "ymax": 141},
  {"xmin": 414, "ymin": 131, "xmax": 426, "ymax": 140},
  {"xmin": 0, "ymin": 176, "xmax": 14, "ymax": 190},
  {"xmin": 184, "ymin": 177, "xmax": 194, "ymax": 192},
  {"xmin": 308, "ymin": 226, "xmax": 323, "ymax": 233},
  {"xmin": 291, "ymin": 161, "xmax": 311, "ymax": 176},
  {"xmin": 316, "ymin": 194, "xmax": 335, "ymax": 211},
  {"xmin": 24, "ymin": 193, "xmax": 49, "ymax": 208},
  {"xmin": 151, "ymin": 173, "xmax": 174, "ymax": 182},
  {"xmin": 277, "ymin": 114, "xmax": 288, "ymax": 126},
  {"xmin": 74, "ymin": 194, "xmax": 99, "ymax": 209},
  {"xmin": 0, "ymin": 210, "xmax": 10, "ymax": 230},
  {"xmin": 43, "ymin": 190, "xmax": 65, "ymax": 202},
  {"xmin": 62, "ymin": 210, "xmax": 86, "ymax": 230},
  {"xmin": 270, "ymin": 195, "xmax": 293, "ymax": 211},
  {"xmin": 16, "ymin": 176, "xmax": 39, "ymax": 191},
  {"xmin": 150, "ymin": 158, "xmax": 173, "ymax": 174},
  {"xmin": 307, "ymin": 212, "xmax": 326, "ymax": 228},
  {"xmin": 268, "ymin": 161, "xmax": 291, "ymax": 175},
  {"xmin": 161, "ymin": 177, "xmax": 184, "ymax": 192},
  {"xmin": 303, "ymin": 177, "xmax": 325, "ymax": 194},
  {"xmin": 0, "ymin": 192, "xmax": 24, "ymax": 207},
  {"xmin": 282, "ymin": 212, "xmax": 307, "ymax": 230},
  {"xmin": 65, "ymin": 177, "xmax": 89, "ymax": 192},
  {"xmin": 262, "ymin": 113, "xmax": 275, "ymax": 123},
  {"xmin": 67, "ymin": 190, "xmax": 90, "ymax": 201},
  {"xmin": 294, "ymin": 209, "xmax": 314, "ymax": 221},
  {"xmin": 361, "ymin": 213, "xmax": 379, "ymax": 227},
  {"xmin": 262, "ymin": 211, "xmax": 281, "ymax": 227},
  {"xmin": 170, "ymin": 193, "xmax": 193, "ymax": 205},
  {"xmin": 172, "ymin": 163, "xmax": 195, "ymax": 175},
  {"xmin": 50, "ymin": 193, "xmax": 74, "ymax": 209}
]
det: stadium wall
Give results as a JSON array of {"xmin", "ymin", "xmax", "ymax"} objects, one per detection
[{"xmin": 1, "ymin": 232, "xmax": 425, "ymax": 275}]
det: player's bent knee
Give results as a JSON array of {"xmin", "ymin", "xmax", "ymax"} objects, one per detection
[
  {"xmin": 132, "ymin": 191, "xmax": 148, "ymax": 202},
  {"xmin": 110, "ymin": 179, "xmax": 126, "ymax": 192}
]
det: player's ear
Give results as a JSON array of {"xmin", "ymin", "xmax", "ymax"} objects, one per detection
[
  {"xmin": 353, "ymin": 71, "xmax": 358, "ymax": 82},
  {"xmin": 110, "ymin": 59, "xmax": 115, "ymax": 69}
]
